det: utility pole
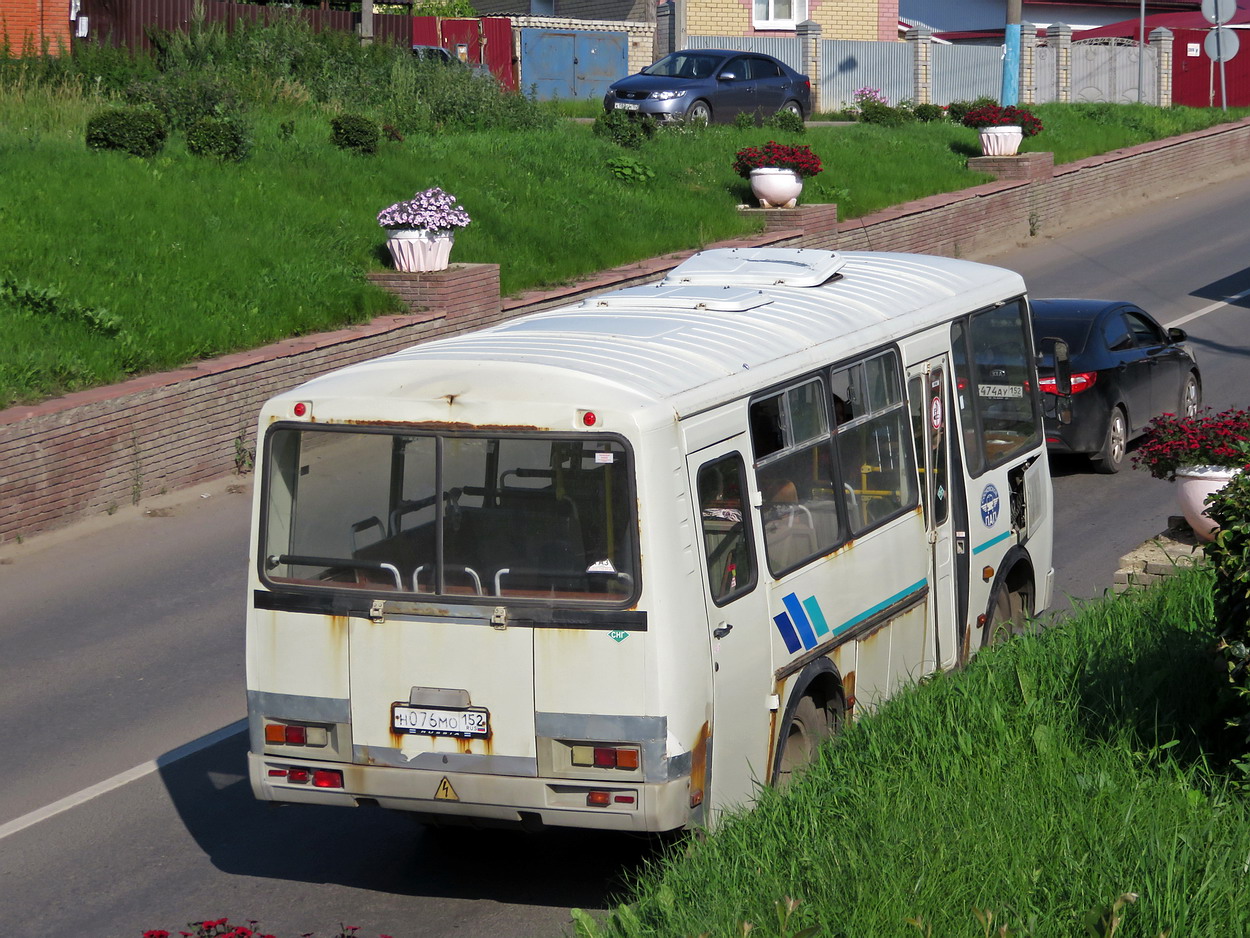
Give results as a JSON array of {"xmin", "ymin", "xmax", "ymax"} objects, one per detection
[
  {"xmin": 1002, "ymin": 0, "xmax": 1022, "ymax": 104},
  {"xmin": 1137, "ymin": 0, "xmax": 1146, "ymax": 102}
]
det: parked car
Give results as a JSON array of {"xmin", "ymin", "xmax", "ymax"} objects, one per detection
[
  {"xmin": 1032, "ymin": 298, "xmax": 1201, "ymax": 473},
  {"xmin": 603, "ymin": 49, "xmax": 811, "ymax": 123}
]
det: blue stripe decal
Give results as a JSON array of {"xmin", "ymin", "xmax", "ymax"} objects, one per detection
[
  {"xmin": 802, "ymin": 596, "xmax": 831, "ymax": 637},
  {"xmin": 830, "ymin": 580, "xmax": 928, "ymax": 638},
  {"xmin": 773, "ymin": 612, "xmax": 803, "ymax": 654},
  {"xmin": 782, "ymin": 592, "xmax": 818, "ymax": 649},
  {"xmin": 972, "ymin": 530, "xmax": 1013, "ymax": 555}
]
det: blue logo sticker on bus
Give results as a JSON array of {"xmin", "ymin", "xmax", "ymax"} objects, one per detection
[
  {"xmin": 980, "ymin": 484, "xmax": 1000, "ymax": 528},
  {"xmin": 772, "ymin": 592, "xmax": 831, "ymax": 653}
]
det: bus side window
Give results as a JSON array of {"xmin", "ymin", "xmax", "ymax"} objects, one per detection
[
  {"xmin": 749, "ymin": 380, "xmax": 841, "ymax": 575},
  {"xmin": 832, "ymin": 351, "xmax": 918, "ymax": 535},
  {"xmin": 697, "ymin": 455, "xmax": 756, "ymax": 604}
]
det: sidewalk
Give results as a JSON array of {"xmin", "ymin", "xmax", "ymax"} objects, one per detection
[{"xmin": 1113, "ymin": 517, "xmax": 1205, "ymax": 593}]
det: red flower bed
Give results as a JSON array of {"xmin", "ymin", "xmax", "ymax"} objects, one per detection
[
  {"xmin": 732, "ymin": 140, "xmax": 823, "ymax": 178},
  {"xmin": 1132, "ymin": 407, "xmax": 1250, "ymax": 481},
  {"xmin": 960, "ymin": 104, "xmax": 1044, "ymax": 138}
]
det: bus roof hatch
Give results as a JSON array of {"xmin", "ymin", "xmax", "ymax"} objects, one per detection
[
  {"xmin": 579, "ymin": 284, "xmax": 771, "ymax": 313},
  {"xmin": 663, "ymin": 247, "xmax": 847, "ymax": 288}
]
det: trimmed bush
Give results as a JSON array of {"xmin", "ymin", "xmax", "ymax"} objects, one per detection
[
  {"xmin": 947, "ymin": 96, "xmax": 997, "ymax": 124},
  {"xmin": 125, "ymin": 73, "xmax": 239, "ymax": 130},
  {"xmin": 186, "ymin": 115, "xmax": 252, "ymax": 162},
  {"xmin": 330, "ymin": 113, "xmax": 379, "ymax": 154},
  {"xmin": 1203, "ymin": 461, "xmax": 1250, "ymax": 747},
  {"xmin": 84, "ymin": 106, "xmax": 167, "ymax": 158},
  {"xmin": 592, "ymin": 108, "xmax": 657, "ymax": 149},
  {"xmin": 765, "ymin": 108, "xmax": 806, "ymax": 134},
  {"xmin": 858, "ymin": 100, "xmax": 916, "ymax": 126},
  {"xmin": 913, "ymin": 102, "xmax": 945, "ymax": 122}
]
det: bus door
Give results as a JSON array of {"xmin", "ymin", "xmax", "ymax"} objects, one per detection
[
  {"xmin": 908, "ymin": 357, "xmax": 963, "ymax": 671},
  {"xmin": 687, "ymin": 438, "xmax": 773, "ymax": 815}
]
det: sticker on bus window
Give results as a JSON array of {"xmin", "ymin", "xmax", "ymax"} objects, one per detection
[
  {"xmin": 930, "ymin": 396, "xmax": 943, "ymax": 430},
  {"xmin": 595, "ymin": 452, "xmax": 615, "ymax": 464}
]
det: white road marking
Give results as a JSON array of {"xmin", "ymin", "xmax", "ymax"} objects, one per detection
[
  {"xmin": 0, "ymin": 719, "xmax": 247, "ymax": 842},
  {"xmin": 1166, "ymin": 287, "xmax": 1250, "ymax": 329}
]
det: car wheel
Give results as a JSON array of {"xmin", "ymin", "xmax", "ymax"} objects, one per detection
[
  {"xmin": 686, "ymin": 100, "xmax": 712, "ymax": 124},
  {"xmin": 1093, "ymin": 405, "xmax": 1127, "ymax": 474},
  {"xmin": 1181, "ymin": 372, "xmax": 1201, "ymax": 418},
  {"xmin": 779, "ymin": 99, "xmax": 804, "ymax": 119}
]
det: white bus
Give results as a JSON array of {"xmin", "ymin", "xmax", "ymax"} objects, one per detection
[{"xmin": 246, "ymin": 248, "xmax": 1055, "ymax": 832}]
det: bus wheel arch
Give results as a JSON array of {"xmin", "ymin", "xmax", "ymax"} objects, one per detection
[
  {"xmin": 770, "ymin": 661, "xmax": 846, "ymax": 787},
  {"xmin": 981, "ymin": 548, "xmax": 1035, "ymax": 648}
]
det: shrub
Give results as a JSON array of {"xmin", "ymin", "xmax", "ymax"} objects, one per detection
[
  {"xmin": 857, "ymin": 99, "xmax": 915, "ymax": 127},
  {"xmin": 330, "ymin": 113, "xmax": 379, "ymax": 154},
  {"xmin": 84, "ymin": 106, "xmax": 167, "ymax": 158},
  {"xmin": 732, "ymin": 110, "xmax": 757, "ymax": 130},
  {"xmin": 946, "ymin": 96, "xmax": 997, "ymax": 124},
  {"xmin": 125, "ymin": 73, "xmax": 239, "ymax": 130},
  {"xmin": 186, "ymin": 115, "xmax": 252, "ymax": 161},
  {"xmin": 913, "ymin": 102, "xmax": 945, "ymax": 122},
  {"xmin": 1203, "ymin": 461, "xmax": 1250, "ymax": 750},
  {"xmin": 592, "ymin": 108, "xmax": 657, "ymax": 149},
  {"xmin": 765, "ymin": 108, "xmax": 805, "ymax": 134}
]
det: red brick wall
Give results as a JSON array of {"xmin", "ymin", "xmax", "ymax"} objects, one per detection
[
  {"xmin": 4, "ymin": 116, "xmax": 1250, "ymax": 543},
  {"xmin": 2, "ymin": 0, "xmax": 72, "ymax": 54}
]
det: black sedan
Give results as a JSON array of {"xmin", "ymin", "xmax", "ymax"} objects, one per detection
[
  {"xmin": 603, "ymin": 49, "xmax": 811, "ymax": 124},
  {"xmin": 1032, "ymin": 298, "xmax": 1201, "ymax": 473}
]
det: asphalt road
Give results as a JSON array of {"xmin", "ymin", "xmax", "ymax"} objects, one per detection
[{"xmin": 1, "ymin": 172, "xmax": 1248, "ymax": 938}]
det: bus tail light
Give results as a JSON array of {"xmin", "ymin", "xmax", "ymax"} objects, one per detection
[
  {"xmin": 572, "ymin": 745, "xmax": 640, "ymax": 770},
  {"xmin": 313, "ymin": 769, "xmax": 344, "ymax": 789},
  {"xmin": 585, "ymin": 791, "xmax": 637, "ymax": 807},
  {"xmin": 267, "ymin": 766, "xmax": 344, "ymax": 789},
  {"xmin": 263, "ymin": 722, "xmax": 328, "ymax": 747}
]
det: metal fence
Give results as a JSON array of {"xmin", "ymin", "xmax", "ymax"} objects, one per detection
[
  {"xmin": 821, "ymin": 38, "xmax": 911, "ymax": 109},
  {"xmin": 931, "ymin": 43, "xmax": 1001, "ymax": 104},
  {"xmin": 684, "ymin": 34, "xmax": 803, "ymax": 73}
]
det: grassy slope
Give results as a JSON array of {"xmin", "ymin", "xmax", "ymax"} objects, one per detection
[
  {"xmin": 2, "ymin": 91, "xmax": 1248, "ymax": 408},
  {"xmin": 578, "ymin": 568, "xmax": 1250, "ymax": 937}
]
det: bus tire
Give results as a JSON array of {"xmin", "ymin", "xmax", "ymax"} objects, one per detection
[
  {"xmin": 982, "ymin": 581, "xmax": 1028, "ymax": 647},
  {"xmin": 772, "ymin": 692, "xmax": 843, "ymax": 788}
]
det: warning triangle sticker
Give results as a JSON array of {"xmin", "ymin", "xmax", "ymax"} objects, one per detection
[{"xmin": 434, "ymin": 777, "xmax": 459, "ymax": 801}]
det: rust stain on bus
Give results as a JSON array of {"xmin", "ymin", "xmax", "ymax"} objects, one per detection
[
  {"xmin": 688, "ymin": 722, "xmax": 710, "ymax": 808},
  {"xmin": 339, "ymin": 419, "xmax": 546, "ymax": 433},
  {"xmin": 842, "ymin": 670, "xmax": 856, "ymax": 718}
]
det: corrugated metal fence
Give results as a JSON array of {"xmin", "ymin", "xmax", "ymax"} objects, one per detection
[
  {"xmin": 76, "ymin": 0, "xmax": 413, "ymax": 53},
  {"xmin": 931, "ymin": 43, "xmax": 1001, "ymax": 104},
  {"xmin": 685, "ymin": 34, "xmax": 803, "ymax": 73},
  {"xmin": 822, "ymin": 39, "xmax": 910, "ymax": 109}
]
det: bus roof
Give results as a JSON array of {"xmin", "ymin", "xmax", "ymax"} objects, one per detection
[{"xmin": 275, "ymin": 249, "xmax": 1025, "ymax": 425}]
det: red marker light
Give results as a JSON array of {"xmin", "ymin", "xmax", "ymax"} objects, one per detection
[
  {"xmin": 586, "ymin": 791, "xmax": 611, "ymax": 806},
  {"xmin": 582, "ymin": 411, "xmax": 597, "ymax": 427},
  {"xmin": 312, "ymin": 769, "xmax": 344, "ymax": 789},
  {"xmin": 293, "ymin": 402, "xmax": 308, "ymax": 417}
]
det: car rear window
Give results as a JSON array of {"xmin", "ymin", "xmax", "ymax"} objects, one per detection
[{"xmin": 1032, "ymin": 315, "xmax": 1094, "ymax": 356}]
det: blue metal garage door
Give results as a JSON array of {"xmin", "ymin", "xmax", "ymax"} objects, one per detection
[{"xmin": 520, "ymin": 29, "xmax": 628, "ymax": 100}]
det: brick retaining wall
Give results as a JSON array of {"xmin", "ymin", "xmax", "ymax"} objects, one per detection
[{"xmin": 4, "ymin": 117, "xmax": 1250, "ymax": 543}]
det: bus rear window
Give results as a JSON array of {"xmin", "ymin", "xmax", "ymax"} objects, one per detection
[{"xmin": 261, "ymin": 428, "xmax": 637, "ymax": 602}]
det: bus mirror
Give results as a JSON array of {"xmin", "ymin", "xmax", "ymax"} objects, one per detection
[{"xmin": 1049, "ymin": 338, "xmax": 1072, "ymax": 397}]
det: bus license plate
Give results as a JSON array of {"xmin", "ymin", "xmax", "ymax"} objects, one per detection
[
  {"xmin": 614, "ymin": 102, "xmax": 640, "ymax": 110},
  {"xmin": 392, "ymin": 704, "xmax": 490, "ymax": 738}
]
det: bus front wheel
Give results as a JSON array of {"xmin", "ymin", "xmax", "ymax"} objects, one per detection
[{"xmin": 983, "ymin": 583, "xmax": 1028, "ymax": 647}]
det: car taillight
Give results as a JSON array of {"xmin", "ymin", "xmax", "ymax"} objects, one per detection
[{"xmin": 1038, "ymin": 372, "xmax": 1097, "ymax": 395}]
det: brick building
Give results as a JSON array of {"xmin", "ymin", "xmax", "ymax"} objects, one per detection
[
  {"xmin": 2, "ymin": 0, "xmax": 73, "ymax": 54},
  {"xmin": 686, "ymin": 0, "xmax": 897, "ymax": 42}
]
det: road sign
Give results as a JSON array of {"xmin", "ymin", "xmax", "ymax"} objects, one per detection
[
  {"xmin": 1202, "ymin": 0, "xmax": 1237, "ymax": 26},
  {"xmin": 1205, "ymin": 26, "xmax": 1240, "ymax": 62}
]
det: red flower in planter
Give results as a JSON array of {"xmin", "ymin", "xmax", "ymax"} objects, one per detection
[
  {"xmin": 961, "ymin": 104, "xmax": 1043, "ymax": 137},
  {"xmin": 732, "ymin": 140, "xmax": 824, "ymax": 178},
  {"xmin": 1132, "ymin": 407, "xmax": 1250, "ymax": 480}
]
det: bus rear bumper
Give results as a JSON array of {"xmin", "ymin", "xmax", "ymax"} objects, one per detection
[{"xmin": 248, "ymin": 751, "xmax": 692, "ymax": 832}]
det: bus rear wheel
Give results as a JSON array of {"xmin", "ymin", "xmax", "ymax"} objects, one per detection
[{"xmin": 774, "ymin": 695, "xmax": 839, "ymax": 787}]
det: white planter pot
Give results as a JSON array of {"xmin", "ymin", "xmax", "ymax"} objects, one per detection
[
  {"xmin": 978, "ymin": 125, "xmax": 1024, "ymax": 156},
  {"xmin": 1174, "ymin": 465, "xmax": 1240, "ymax": 542},
  {"xmin": 385, "ymin": 228, "xmax": 455, "ymax": 272},
  {"xmin": 748, "ymin": 167, "xmax": 804, "ymax": 209}
]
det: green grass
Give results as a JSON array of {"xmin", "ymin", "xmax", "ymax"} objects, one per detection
[
  {"xmin": 575, "ymin": 568, "xmax": 1250, "ymax": 937},
  {"xmin": 3, "ymin": 69, "xmax": 1248, "ymax": 407}
]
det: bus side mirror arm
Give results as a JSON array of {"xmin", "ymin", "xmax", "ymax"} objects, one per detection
[{"xmin": 1038, "ymin": 337, "xmax": 1073, "ymax": 425}]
